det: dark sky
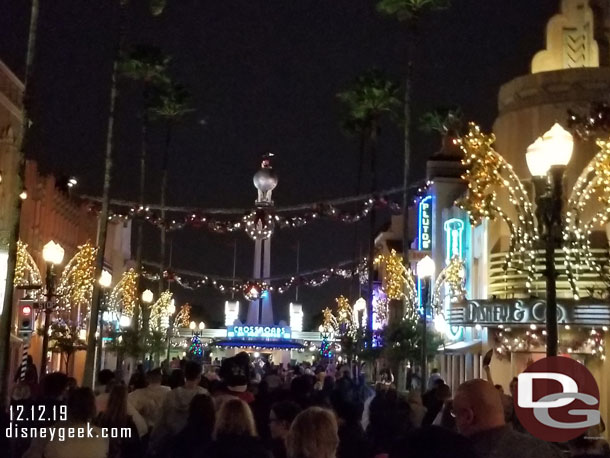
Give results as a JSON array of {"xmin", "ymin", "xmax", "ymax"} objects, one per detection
[{"xmin": 1, "ymin": 0, "xmax": 558, "ymax": 326}]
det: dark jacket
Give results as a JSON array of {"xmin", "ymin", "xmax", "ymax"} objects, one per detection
[
  {"xmin": 207, "ymin": 434, "xmax": 271, "ymax": 458},
  {"xmin": 469, "ymin": 425, "xmax": 562, "ymax": 458}
]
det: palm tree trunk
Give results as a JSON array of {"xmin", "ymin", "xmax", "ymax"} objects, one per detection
[
  {"xmin": 351, "ymin": 131, "xmax": 366, "ymax": 301},
  {"xmin": 83, "ymin": 0, "xmax": 125, "ymax": 388},
  {"xmin": 159, "ymin": 121, "xmax": 172, "ymax": 297},
  {"xmin": 0, "ymin": 0, "xmax": 39, "ymax": 408},
  {"xmin": 402, "ymin": 26, "xmax": 416, "ymax": 302},
  {"xmin": 133, "ymin": 114, "xmax": 147, "ymax": 332},
  {"xmin": 367, "ymin": 122, "xmax": 378, "ymax": 344}
]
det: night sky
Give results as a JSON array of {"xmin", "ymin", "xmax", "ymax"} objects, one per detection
[{"xmin": 0, "ymin": 0, "xmax": 558, "ymax": 327}]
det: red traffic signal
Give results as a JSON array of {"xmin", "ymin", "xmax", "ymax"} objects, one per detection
[{"xmin": 18, "ymin": 300, "xmax": 35, "ymax": 333}]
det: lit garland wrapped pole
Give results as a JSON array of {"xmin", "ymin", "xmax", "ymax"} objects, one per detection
[
  {"xmin": 319, "ymin": 307, "xmax": 338, "ymax": 359},
  {"xmin": 108, "ymin": 269, "xmax": 139, "ymax": 320},
  {"xmin": 15, "ymin": 241, "xmax": 42, "ymax": 289},
  {"xmin": 375, "ymin": 249, "xmax": 417, "ymax": 320},
  {"xmin": 173, "ymin": 303, "xmax": 191, "ymax": 329},
  {"xmin": 56, "ymin": 243, "xmax": 98, "ymax": 320},
  {"xmin": 457, "ymin": 124, "xmax": 539, "ymax": 292},
  {"xmin": 432, "ymin": 256, "xmax": 467, "ymax": 310},
  {"xmin": 150, "ymin": 290, "xmax": 173, "ymax": 331}
]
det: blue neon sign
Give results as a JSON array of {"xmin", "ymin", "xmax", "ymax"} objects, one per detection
[
  {"xmin": 227, "ymin": 325, "xmax": 291, "ymax": 340},
  {"xmin": 444, "ymin": 218, "xmax": 465, "ymax": 264},
  {"xmin": 418, "ymin": 195, "xmax": 432, "ymax": 251}
]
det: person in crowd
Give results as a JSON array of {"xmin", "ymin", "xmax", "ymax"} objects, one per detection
[
  {"xmin": 286, "ymin": 407, "xmax": 339, "ymax": 458},
  {"xmin": 452, "ymin": 379, "xmax": 562, "ymax": 458},
  {"xmin": 389, "ymin": 425, "xmax": 477, "ymax": 458},
  {"xmin": 170, "ymin": 357, "xmax": 181, "ymax": 371},
  {"xmin": 150, "ymin": 361, "xmax": 208, "ymax": 454},
  {"xmin": 264, "ymin": 366, "xmax": 282, "ymax": 391},
  {"xmin": 334, "ymin": 399, "xmax": 371, "ymax": 458},
  {"xmin": 95, "ymin": 369, "xmax": 115, "ymax": 396},
  {"xmin": 170, "ymin": 394, "xmax": 215, "ymax": 458},
  {"xmin": 66, "ymin": 376, "xmax": 78, "ymax": 392},
  {"xmin": 406, "ymin": 391, "xmax": 427, "ymax": 428},
  {"xmin": 14, "ymin": 355, "xmax": 39, "ymax": 396},
  {"xmin": 252, "ymin": 380, "xmax": 273, "ymax": 442},
  {"xmin": 129, "ymin": 368, "xmax": 171, "ymax": 430},
  {"xmin": 432, "ymin": 399, "xmax": 456, "ymax": 431},
  {"xmin": 95, "ymin": 370, "xmax": 148, "ymax": 438},
  {"xmin": 427, "ymin": 368, "xmax": 442, "ymax": 390},
  {"xmin": 422, "ymin": 382, "xmax": 451, "ymax": 426},
  {"xmin": 33, "ymin": 387, "xmax": 108, "ymax": 458},
  {"xmin": 98, "ymin": 384, "xmax": 143, "ymax": 458},
  {"xmin": 168, "ymin": 368, "xmax": 185, "ymax": 389},
  {"xmin": 128, "ymin": 363, "xmax": 147, "ymax": 392},
  {"xmin": 268, "ymin": 401, "xmax": 302, "ymax": 458},
  {"xmin": 366, "ymin": 388, "xmax": 413, "ymax": 457},
  {"xmin": 208, "ymin": 397, "xmax": 270, "ymax": 458}
]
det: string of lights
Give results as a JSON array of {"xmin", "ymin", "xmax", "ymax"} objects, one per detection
[
  {"xmin": 56, "ymin": 243, "xmax": 98, "ymax": 315},
  {"xmin": 15, "ymin": 240, "xmax": 42, "ymax": 289},
  {"xmin": 141, "ymin": 258, "xmax": 367, "ymax": 297}
]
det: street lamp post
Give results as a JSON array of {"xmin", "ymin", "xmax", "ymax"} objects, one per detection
[
  {"xmin": 96, "ymin": 270, "xmax": 112, "ymax": 374},
  {"xmin": 416, "ymin": 255, "xmax": 435, "ymax": 387},
  {"xmin": 166, "ymin": 299, "xmax": 176, "ymax": 363},
  {"xmin": 40, "ymin": 241, "xmax": 65, "ymax": 376},
  {"xmin": 526, "ymin": 123, "xmax": 574, "ymax": 357}
]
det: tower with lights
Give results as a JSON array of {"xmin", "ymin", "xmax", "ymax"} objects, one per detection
[{"xmin": 246, "ymin": 155, "xmax": 277, "ymax": 325}]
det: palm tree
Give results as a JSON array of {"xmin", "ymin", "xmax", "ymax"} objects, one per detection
[
  {"xmin": 148, "ymin": 80, "xmax": 192, "ymax": 319},
  {"xmin": 119, "ymin": 45, "xmax": 170, "ymax": 329},
  {"xmin": 376, "ymin": 0, "xmax": 450, "ymax": 291},
  {"xmin": 0, "ymin": 0, "xmax": 39, "ymax": 406},
  {"xmin": 84, "ymin": 0, "xmax": 170, "ymax": 388},
  {"xmin": 337, "ymin": 69, "xmax": 401, "ymax": 343}
]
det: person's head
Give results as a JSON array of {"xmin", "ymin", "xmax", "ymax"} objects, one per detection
[
  {"xmin": 66, "ymin": 377, "xmax": 77, "ymax": 391},
  {"xmin": 431, "ymin": 368, "xmax": 439, "ymax": 374},
  {"xmin": 169, "ymin": 368, "xmax": 185, "ymax": 389},
  {"xmin": 187, "ymin": 394, "xmax": 216, "ymax": 440},
  {"xmin": 286, "ymin": 407, "xmax": 338, "ymax": 458},
  {"xmin": 435, "ymin": 383, "xmax": 451, "ymax": 402},
  {"xmin": 270, "ymin": 401, "xmax": 302, "ymax": 440},
  {"xmin": 214, "ymin": 398, "xmax": 257, "ymax": 439},
  {"xmin": 494, "ymin": 384, "xmax": 504, "ymax": 395},
  {"xmin": 431, "ymin": 378, "xmax": 444, "ymax": 390},
  {"xmin": 41, "ymin": 372, "xmax": 69, "ymax": 399},
  {"xmin": 452, "ymin": 379, "xmax": 505, "ymax": 437},
  {"xmin": 184, "ymin": 361, "xmax": 202, "ymax": 385},
  {"xmin": 11, "ymin": 382, "xmax": 31, "ymax": 401},
  {"xmin": 102, "ymin": 384, "xmax": 129, "ymax": 427},
  {"xmin": 67, "ymin": 387, "xmax": 96, "ymax": 423},
  {"xmin": 147, "ymin": 368, "xmax": 163, "ymax": 386},
  {"xmin": 98, "ymin": 369, "xmax": 115, "ymax": 387},
  {"xmin": 389, "ymin": 426, "xmax": 476, "ymax": 458}
]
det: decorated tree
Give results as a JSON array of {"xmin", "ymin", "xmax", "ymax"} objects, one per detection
[
  {"xmin": 189, "ymin": 334, "xmax": 204, "ymax": 360},
  {"xmin": 47, "ymin": 320, "xmax": 87, "ymax": 373}
]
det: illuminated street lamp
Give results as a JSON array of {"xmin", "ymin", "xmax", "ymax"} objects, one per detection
[
  {"xmin": 40, "ymin": 241, "xmax": 65, "ymax": 376},
  {"xmin": 526, "ymin": 123, "xmax": 574, "ymax": 357},
  {"xmin": 141, "ymin": 289, "xmax": 154, "ymax": 304},
  {"xmin": 198, "ymin": 321, "xmax": 206, "ymax": 331},
  {"xmin": 417, "ymin": 255, "xmax": 435, "ymax": 386},
  {"xmin": 189, "ymin": 321, "xmax": 196, "ymax": 331},
  {"xmin": 96, "ymin": 270, "xmax": 112, "ymax": 372}
]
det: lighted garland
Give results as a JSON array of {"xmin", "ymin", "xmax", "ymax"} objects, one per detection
[
  {"xmin": 321, "ymin": 306, "xmax": 338, "ymax": 335},
  {"xmin": 142, "ymin": 258, "xmax": 367, "ymax": 296},
  {"xmin": 56, "ymin": 243, "xmax": 98, "ymax": 315},
  {"xmin": 375, "ymin": 249, "xmax": 417, "ymax": 319},
  {"xmin": 173, "ymin": 303, "xmax": 191, "ymax": 329},
  {"xmin": 492, "ymin": 326, "xmax": 606, "ymax": 360},
  {"xmin": 457, "ymin": 123, "xmax": 538, "ymax": 291},
  {"xmin": 108, "ymin": 269, "xmax": 139, "ymax": 317},
  {"xmin": 15, "ymin": 240, "xmax": 42, "ymax": 289},
  {"xmin": 563, "ymin": 137, "xmax": 610, "ymax": 294},
  {"xmin": 150, "ymin": 290, "xmax": 173, "ymax": 331},
  {"xmin": 432, "ymin": 256, "xmax": 467, "ymax": 311},
  {"xmin": 336, "ymin": 295, "xmax": 355, "ymax": 337},
  {"xmin": 100, "ymin": 192, "xmax": 402, "ymax": 236}
]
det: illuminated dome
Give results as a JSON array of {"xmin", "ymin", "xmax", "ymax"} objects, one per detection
[{"xmin": 253, "ymin": 165, "xmax": 278, "ymax": 193}]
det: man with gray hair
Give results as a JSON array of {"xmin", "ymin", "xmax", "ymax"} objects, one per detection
[{"xmin": 452, "ymin": 379, "xmax": 561, "ymax": 458}]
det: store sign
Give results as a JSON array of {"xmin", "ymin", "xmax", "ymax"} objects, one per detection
[
  {"xmin": 418, "ymin": 196, "xmax": 432, "ymax": 251},
  {"xmin": 448, "ymin": 299, "xmax": 610, "ymax": 326},
  {"xmin": 228, "ymin": 325, "xmax": 291, "ymax": 339}
]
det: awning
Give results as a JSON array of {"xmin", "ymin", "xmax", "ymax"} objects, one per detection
[{"xmin": 440, "ymin": 339, "xmax": 482, "ymax": 354}]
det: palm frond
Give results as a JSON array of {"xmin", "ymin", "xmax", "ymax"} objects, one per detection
[{"xmin": 377, "ymin": 0, "xmax": 450, "ymax": 21}]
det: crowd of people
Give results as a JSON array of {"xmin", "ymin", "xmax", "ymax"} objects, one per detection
[{"xmin": 2, "ymin": 353, "xmax": 610, "ymax": 458}]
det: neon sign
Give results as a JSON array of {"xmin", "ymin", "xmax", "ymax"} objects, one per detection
[
  {"xmin": 227, "ymin": 325, "xmax": 291, "ymax": 340},
  {"xmin": 444, "ymin": 218, "xmax": 464, "ymax": 264},
  {"xmin": 418, "ymin": 196, "xmax": 432, "ymax": 251}
]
